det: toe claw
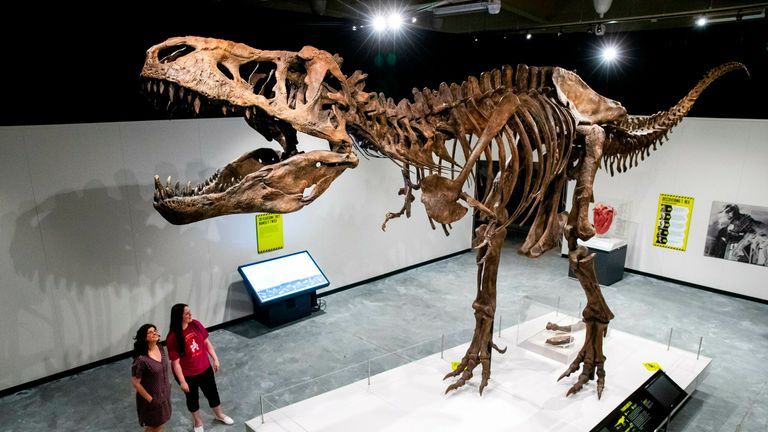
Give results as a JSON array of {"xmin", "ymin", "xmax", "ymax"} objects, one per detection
[
  {"xmin": 444, "ymin": 381, "xmax": 462, "ymax": 394},
  {"xmin": 566, "ymin": 384, "xmax": 580, "ymax": 397}
]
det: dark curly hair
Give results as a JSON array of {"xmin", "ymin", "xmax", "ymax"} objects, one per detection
[
  {"xmin": 169, "ymin": 303, "xmax": 188, "ymax": 357},
  {"xmin": 133, "ymin": 323, "xmax": 157, "ymax": 358}
]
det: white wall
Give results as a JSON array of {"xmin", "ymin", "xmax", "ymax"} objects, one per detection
[
  {"xmin": 0, "ymin": 118, "xmax": 472, "ymax": 392},
  {"xmin": 565, "ymin": 117, "xmax": 768, "ymax": 300}
]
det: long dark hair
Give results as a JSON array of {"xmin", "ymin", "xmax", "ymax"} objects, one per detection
[
  {"xmin": 133, "ymin": 323, "xmax": 156, "ymax": 358},
  {"xmin": 169, "ymin": 303, "xmax": 188, "ymax": 357}
]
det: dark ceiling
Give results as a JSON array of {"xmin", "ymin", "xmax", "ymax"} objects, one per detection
[
  {"xmin": 1, "ymin": 0, "xmax": 766, "ymax": 126},
  {"xmin": 256, "ymin": 0, "xmax": 767, "ymax": 34}
]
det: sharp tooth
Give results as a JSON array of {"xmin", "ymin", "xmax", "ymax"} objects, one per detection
[
  {"xmin": 166, "ymin": 176, "xmax": 172, "ymax": 188},
  {"xmin": 159, "ymin": 81, "xmax": 165, "ymax": 95},
  {"xmin": 187, "ymin": 181, "xmax": 192, "ymax": 195},
  {"xmin": 194, "ymin": 97, "xmax": 201, "ymax": 114},
  {"xmin": 154, "ymin": 190, "xmax": 160, "ymax": 202},
  {"xmin": 174, "ymin": 181, "xmax": 180, "ymax": 193},
  {"xmin": 187, "ymin": 94, "xmax": 193, "ymax": 103},
  {"xmin": 154, "ymin": 175, "xmax": 166, "ymax": 199},
  {"xmin": 169, "ymin": 83, "xmax": 175, "ymax": 102},
  {"xmin": 302, "ymin": 184, "xmax": 316, "ymax": 199},
  {"xmin": 245, "ymin": 109, "xmax": 252, "ymax": 120},
  {"xmin": 222, "ymin": 105, "xmax": 228, "ymax": 115}
]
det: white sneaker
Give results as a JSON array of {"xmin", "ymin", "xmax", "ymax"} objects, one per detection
[
  {"xmin": 215, "ymin": 414, "xmax": 234, "ymax": 425},
  {"xmin": 193, "ymin": 426, "xmax": 204, "ymax": 432}
]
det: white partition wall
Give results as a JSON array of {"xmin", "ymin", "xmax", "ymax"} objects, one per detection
[
  {"xmin": 565, "ymin": 117, "xmax": 768, "ymax": 301},
  {"xmin": 0, "ymin": 118, "xmax": 472, "ymax": 392}
]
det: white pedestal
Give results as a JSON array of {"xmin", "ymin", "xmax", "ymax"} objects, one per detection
[{"xmin": 246, "ymin": 314, "xmax": 710, "ymax": 432}]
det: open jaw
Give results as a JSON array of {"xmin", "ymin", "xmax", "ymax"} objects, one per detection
[{"xmin": 143, "ymin": 78, "xmax": 359, "ymax": 225}]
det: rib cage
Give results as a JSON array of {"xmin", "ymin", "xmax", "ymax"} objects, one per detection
[{"xmin": 351, "ymin": 64, "xmax": 576, "ymax": 248}]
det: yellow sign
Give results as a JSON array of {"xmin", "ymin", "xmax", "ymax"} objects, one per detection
[
  {"xmin": 653, "ymin": 194, "xmax": 694, "ymax": 251},
  {"xmin": 642, "ymin": 362, "xmax": 662, "ymax": 371},
  {"xmin": 451, "ymin": 361, "xmax": 461, "ymax": 371},
  {"xmin": 256, "ymin": 213, "xmax": 284, "ymax": 254}
]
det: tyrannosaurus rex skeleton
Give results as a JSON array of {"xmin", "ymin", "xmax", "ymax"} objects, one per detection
[{"xmin": 140, "ymin": 36, "xmax": 746, "ymax": 398}]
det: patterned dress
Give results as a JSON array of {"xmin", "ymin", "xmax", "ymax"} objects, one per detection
[{"xmin": 132, "ymin": 347, "xmax": 172, "ymax": 427}]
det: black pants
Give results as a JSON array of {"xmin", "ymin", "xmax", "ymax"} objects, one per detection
[{"xmin": 180, "ymin": 366, "xmax": 221, "ymax": 412}]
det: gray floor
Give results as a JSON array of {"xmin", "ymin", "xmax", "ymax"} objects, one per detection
[{"xmin": 1, "ymin": 234, "xmax": 766, "ymax": 431}]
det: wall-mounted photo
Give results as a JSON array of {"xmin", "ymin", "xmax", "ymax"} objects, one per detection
[{"xmin": 704, "ymin": 201, "xmax": 768, "ymax": 267}]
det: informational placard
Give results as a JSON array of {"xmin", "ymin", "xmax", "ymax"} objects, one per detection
[
  {"xmin": 591, "ymin": 370, "xmax": 687, "ymax": 432},
  {"xmin": 653, "ymin": 194, "xmax": 694, "ymax": 251},
  {"xmin": 256, "ymin": 213, "xmax": 284, "ymax": 254}
]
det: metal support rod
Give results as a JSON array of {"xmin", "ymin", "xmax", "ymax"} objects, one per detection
[
  {"xmin": 260, "ymin": 395, "xmax": 265, "ymax": 424},
  {"xmin": 516, "ymin": 309, "xmax": 522, "ymax": 344},
  {"xmin": 441, "ymin": 333, "xmax": 445, "ymax": 359},
  {"xmin": 555, "ymin": 296, "xmax": 561, "ymax": 316},
  {"xmin": 367, "ymin": 360, "xmax": 371, "ymax": 386},
  {"xmin": 498, "ymin": 314, "xmax": 502, "ymax": 338},
  {"xmin": 697, "ymin": 336, "xmax": 703, "ymax": 360},
  {"xmin": 667, "ymin": 328, "xmax": 674, "ymax": 351}
]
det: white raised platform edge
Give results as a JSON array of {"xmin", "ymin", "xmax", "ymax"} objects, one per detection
[
  {"xmin": 577, "ymin": 236, "xmax": 628, "ymax": 252},
  {"xmin": 246, "ymin": 312, "xmax": 710, "ymax": 432}
]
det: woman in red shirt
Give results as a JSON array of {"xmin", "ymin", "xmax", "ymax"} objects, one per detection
[{"xmin": 166, "ymin": 304, "xmax": 233, "ymax": 432}]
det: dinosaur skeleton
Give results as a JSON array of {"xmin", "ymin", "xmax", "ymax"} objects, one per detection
[{"xmin": 140, "ymin": 36, "xmax": 746, "ymax": 398}]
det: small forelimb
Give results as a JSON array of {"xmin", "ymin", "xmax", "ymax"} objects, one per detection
[
  {"xmin": 459, "ymin": 191, "xmax": 497, "ymax": 221},
  {"xmin": 381, "ymin": 165, "xmax": 418, "ymax": 231}
]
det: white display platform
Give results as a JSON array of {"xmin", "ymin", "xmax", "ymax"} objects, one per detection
[{"xmin": 246, "ymin": 313, "xmax": 710, "ymax": 432}]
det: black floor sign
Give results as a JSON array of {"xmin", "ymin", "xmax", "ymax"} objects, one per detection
[{"xmin": 591, "ymin": 370, "xmax": 687, "ymax": 432}]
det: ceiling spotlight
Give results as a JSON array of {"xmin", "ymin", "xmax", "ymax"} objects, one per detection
[
  {"xmin": 602, "ymin": 46, "xmax": 619, "ymax": 62},
  {"xmin": 696, "ymin": 16, "xmax": 708, "ymax": 27},
  {"xmin": 526, "ymin": 33, "xmax": 532, "ymax": 40},
  {"xmin": 352, "ymin": 25, "xmax": 357, "ymax": 31},
  {"xmin": 372, "ymin": 15, "xmax": 387, "ymax": 32},
  {"xmin": 594, "ymin": 23, "xmax": 606, "ymax": 36},
  {"xmin": 386, "ymin": 12, "xmax": 403, "ymax": 30},
  {"xmin": 411, "ymin": 16, "xmax": 417, "ymax": 23}
]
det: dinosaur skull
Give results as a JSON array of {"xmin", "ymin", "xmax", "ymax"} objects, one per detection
[{"xmin": 141, "ymin": 36, "xmax": 359, "ymax": 224}]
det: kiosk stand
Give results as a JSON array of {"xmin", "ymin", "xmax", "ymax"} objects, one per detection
[
  {"xmin": 568, "ymin": 237, "xmax": 628, "ymax": 286},
  {"xmin": 238, "ymin": 251, "xmax": 329, "ymax": 328}
]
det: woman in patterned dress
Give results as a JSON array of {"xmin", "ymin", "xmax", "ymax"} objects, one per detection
[{"xmin": 131, "ymin": 324, "xmax": 172, "ymax": 431}]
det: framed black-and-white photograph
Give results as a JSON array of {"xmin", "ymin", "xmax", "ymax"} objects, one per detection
[{"xmin": 703, "ymin": 201, "xmax": 768, "ymax": 267}]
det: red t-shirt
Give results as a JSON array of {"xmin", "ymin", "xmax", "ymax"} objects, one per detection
[{"xmin": 166, "ymin": 319, "xmax": 210, "ymax": 377}]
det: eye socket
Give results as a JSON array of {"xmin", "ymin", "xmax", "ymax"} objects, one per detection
[
  {"xmin": 322, "ymin": 71, "xmax": 343, "ymax": 93},
  {"xmin": 158, "ymin": 44, "xmax": 194, "ymax": 64}
]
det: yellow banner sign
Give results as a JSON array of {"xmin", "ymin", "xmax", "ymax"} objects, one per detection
[
  {"xmin": 653, "ymin": 194, "xmax": 694, "ymax": 251},
  {"xmin": 256, "ymin": 213, "xmax": 284, "ymax": 254}
]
